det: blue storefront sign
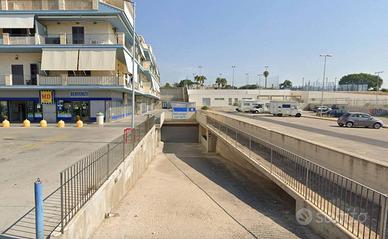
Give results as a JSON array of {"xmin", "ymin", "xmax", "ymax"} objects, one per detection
[{"xmin": 171, "ymin": 102, "xmax": 196, "ymax": 119}]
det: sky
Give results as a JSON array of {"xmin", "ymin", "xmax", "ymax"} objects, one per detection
[{"xmin": 136, "ymin": 0, "xmax": 388, "ymax": 88}]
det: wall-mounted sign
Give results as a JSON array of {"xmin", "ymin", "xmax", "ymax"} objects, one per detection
[
  {"xmin": 40, "ymin": 90, "xmax": 54, "ymax": 104},
  {"xmin": 171, "ymin": 102, "xmax": 196, "ymax": 119},
  {"xmin": 70, "ymin": 91, "xmax": 89, "ymax": 97}
]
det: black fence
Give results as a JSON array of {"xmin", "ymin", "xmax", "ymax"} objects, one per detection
[{"xmin": 207, "ymin": 117, "xmax": 388, "ymax": 239}]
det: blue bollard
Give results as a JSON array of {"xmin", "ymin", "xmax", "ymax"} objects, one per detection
[{"xmin": 34, "ymin": 178, "xmax": 44, "ymax": 239}]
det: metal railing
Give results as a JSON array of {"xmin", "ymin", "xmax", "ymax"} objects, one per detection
[
  {"xmin": 1, "ymin": 116, "xmax": 156, "ymax": 238},
  {"xmin": 207, "ymin": 117, "xmax": 388, "ymax": 239},
  {"xmin": 39, "ymin": 76, "xmax": 62, "ymax": 86},
  {"xmin": 59, "ymin": 115, "xmax": 155, "ymax": 233},
  {"xmin": 67, "ymin": 76, "xmax": 120, "ymax": 86},
  {"xmin": 8, "ymin": 35, "xmax": 35, "ymax": 45},
  {"xmin": 4, "ymin": 0, "xmax": 94, "ymax": 10}
]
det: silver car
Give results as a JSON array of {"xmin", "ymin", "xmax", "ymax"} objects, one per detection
[{"xmin": 337, "ymin": 112, "xmax": 384, "ymax": 129}]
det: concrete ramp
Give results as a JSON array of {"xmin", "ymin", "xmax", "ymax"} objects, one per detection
[{"xmin": 92, "ymin": 143, "xmax": 319, "ymax": 238}]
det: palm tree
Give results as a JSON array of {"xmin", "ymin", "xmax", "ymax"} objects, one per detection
[
  {"xmin": 215, "ymin": 77, "xmax": 228, "ymax": 89},
  {"xmin": 263, "ymin": 70, "xmax": 269, "ymax": 88},
  {"xmin": 194, "ymin": 75, "xmax": 207, "ymax": 86}
]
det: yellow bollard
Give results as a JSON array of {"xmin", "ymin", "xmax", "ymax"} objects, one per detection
[
  {"xmin": 23, "ymin": 119, "xmax": 31, "ymax": 128},
  {"xmin": 76, "ymin": 120, "xmax": 84, "ymax": 128},
  {"xmin": 40, "ymin": 119, "xmax": 47, "ymax": 128},
  {"xmin": 2, "ymin": 119, "xmax": 10, "ymax": 128},
  {"xmin": 57, "ymin": 120, "xmax": 65, "ymax": 128}
]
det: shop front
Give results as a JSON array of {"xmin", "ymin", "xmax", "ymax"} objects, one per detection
[
  {"xmin": 56, "ymin": 100, "xmax": 91, "ymax": 122},
  {"xmin": 0, "ymin": 98, "xmax": 43, "ymax": 123}
]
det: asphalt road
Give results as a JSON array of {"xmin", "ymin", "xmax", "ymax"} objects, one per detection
[{"xmin": 224, "ymin": 111, "xmax": 388, "ymax": 164}]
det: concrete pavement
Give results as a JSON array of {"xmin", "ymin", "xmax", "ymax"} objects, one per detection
[
  {"xmin": 92, "ymin": 143, "xmax": 319, "ymax": 239},
  {"xmin": 0, "ymin": 112, "xmax": 159, "ymax": 233}
]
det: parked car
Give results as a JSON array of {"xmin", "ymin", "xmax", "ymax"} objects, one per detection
[
  {"xmin": 337, "ymin": 112, "xmax": 384, "ymax": 129},
  {"xmin": 313, "ymin": 106, "xmax": 331, "ymax": 113}
]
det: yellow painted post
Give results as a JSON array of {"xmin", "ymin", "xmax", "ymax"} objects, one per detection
[
  {"xmin": 23, "ymin": 119, "xmax": 31, "ymax": 128},
  {"xmin": 76, "ymin": 120, "xmax": 83, "ymax": 128},
  {"xmin": 2, "ymin": 119, "xmax": 10, "ymax": 128},
  {"xmin": 40, "ymin": 120, "xmax": 47, "ymax": 128},
  {"xmin": 57, "ymin": 120, "xmax": 65, "ymax": 128}
]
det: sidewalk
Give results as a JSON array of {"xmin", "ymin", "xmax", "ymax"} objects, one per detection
[{"xmin": 92, "ymin": 143, "xmax": 318, "ymax": 239}]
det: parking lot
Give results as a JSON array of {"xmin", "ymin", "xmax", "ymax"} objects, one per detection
[
  {"xmin": 0, "ymin": 113, "xmax": 155, "ymax": 233},
  {"xmin": 225, "ymin": 111, "xmax": 388, "ymax": 165}
]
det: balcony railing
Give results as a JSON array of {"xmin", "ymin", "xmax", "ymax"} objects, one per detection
[
  {"xmin": 67, "ymin": 76, "xmax": 120, "ymax": 86},
  {"xmin": 9, "ymin": 35, "xmax": 35, "ymax": 45},
  {"xmin": 1, "ymin": 0, "xmax": 97, "ymax": 11},
  {"xmin": 39, "ymin": 76, "xmax": 124, "ymax": 86},
  {"xmin": 1, "ymin": 33, "xmax": 122, "ymax": 45},
  {"xmin": 0, "ymin": 74, "xmax": 160, "ymax": 96}
]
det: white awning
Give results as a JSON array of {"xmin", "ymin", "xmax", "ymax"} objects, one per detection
[
  {"xmin": 0, "ymin": 15, "xmax": 34, "ymax": 29},
  {"xmin": 124, "ymin": 51, "xmax": 138, "ymax": 83},
  {"xmin": 152, "ymin": 77, "xmax": 160, "ymax": 92},
  {"xmin": 41, "ymin": 49, "xmax": 79, "ymax": 71},
  {"xmin": 78, "ymin": 49, "xmax": 116, "ymax": 71}
]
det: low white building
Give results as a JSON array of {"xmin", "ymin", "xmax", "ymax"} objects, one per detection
[{"xmin": 188, "ymin": 89, "xmax": 297, "ymax": 107}]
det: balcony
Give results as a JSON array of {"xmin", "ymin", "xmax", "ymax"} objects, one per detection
[
  {"xmin": 1, "ymin": 33, "xmax": 124, "ymax": 45},
  {"xmin": 0, "ymin": 0, "xmax": 98, "ymax": 11},
  {"xmin": 39, "ymin": 75, "xmax": 127, "ymax": 86}
]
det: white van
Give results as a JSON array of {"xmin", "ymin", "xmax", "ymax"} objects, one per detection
[
  {"xmin": 269, "ymin": 101, "xmax": 302, "ymax": 117},
  {"xmin": 237, "ymin": 100, "xmax": 269, "ymax": 113}
]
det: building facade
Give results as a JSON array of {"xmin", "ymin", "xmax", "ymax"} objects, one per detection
[
  {"xmin": 187, "ymin": 89, "xmax": 296, "ymax": 108},
  {"xmin": 0, "ymin": 0, "xmax": 160, "ymax": 122}
]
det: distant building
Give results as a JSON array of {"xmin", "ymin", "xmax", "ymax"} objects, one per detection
[{"xmin": 0, "ymin": 0, "xmax": 160, "ymax": 122}]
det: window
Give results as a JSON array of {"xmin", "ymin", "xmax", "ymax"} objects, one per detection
[
  {"xmin": 242, "ymin": 98, "xmax": 252, "ymax": 100},
  {"xmin": 57, "ymin": 100, "xmax": 73, "ymax": 118},
  {"xmin": 0, "ymin": 101, "xmax": 8, "ymax": 120},
  {"xmin": 228, "ymin": 98, "xmax": 232, "ymax": 105},
  {"xmin": 26, "ymin": 102, "xmax": 43, "ymax": 120},
  {"xmin": 244, "ymin": 103, "xmax": 250, "ymax": 106},
  {"xmin": 214, "ymin": 98, "xmax": 224, "ymax": 101},
  {"xmin": 282, "ymin": 104, "xmax": 291, "ymax": 108}
]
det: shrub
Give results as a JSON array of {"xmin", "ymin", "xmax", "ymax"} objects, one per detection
[{"xmin": 201, "ymin": 106, "xmax": 209, "ymax": 110}]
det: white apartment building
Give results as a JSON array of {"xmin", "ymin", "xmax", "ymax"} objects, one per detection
[{"xmin": 0, "ymin": 0, "xmax": 160, "ymax": 123}]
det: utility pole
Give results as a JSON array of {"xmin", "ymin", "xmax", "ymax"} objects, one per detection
[
  {"xmin": 302, "ymin": 77, "xmax": 305, "ymax": 91},
  {"xmin": 131, "ymin": 0, "xmax": 136, "ymax": 129},
  {"xmin": 319, "ymin": 54, "xmax": 333, "ymax": 116}
]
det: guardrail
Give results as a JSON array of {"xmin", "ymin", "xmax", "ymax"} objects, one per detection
[
  {"xmin": 207, "ymin": 117, "xmax": 388, "ymax": 239},
  {"xmin": 1, "ymin": 116, "xmax": 156, "ymax": 238}
]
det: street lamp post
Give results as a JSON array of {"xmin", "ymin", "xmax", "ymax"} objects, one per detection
[
  {"xmin": 319, "ymin": 54, "xmax": 332, "ymax": 116},
  {"xmin": 246, "ymin": 73, "xmax": 249, "ymax": 86},
  {"xmin": 130, "ymin": 0, "xmax": 136, "ymax": 129},
  {"xmin": 232, "ymin": 65, "xmax": 236, "ymax": 88}
]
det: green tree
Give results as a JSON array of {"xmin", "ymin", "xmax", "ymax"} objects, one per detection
[
  {"xmin": 215, "ymin": 77, "xmax": 227, "ymax": 88},
  {"xmin": 339, "ymin": 73, "xmax": 383, "ymax": 90},
  {"xmin": 178, "ymin": 79, "xmax": 194, "ymax": 87},
  {"xmin": 163, "ymin": 82, "xmax": 173, "ymax": 88},
  {"xmin": 279, "ymin": 80, "xmax": 292, "ymax": 89},
  {"xmin": 194, "ymin": 75, "xmax": 207, "ymax": 86}
]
